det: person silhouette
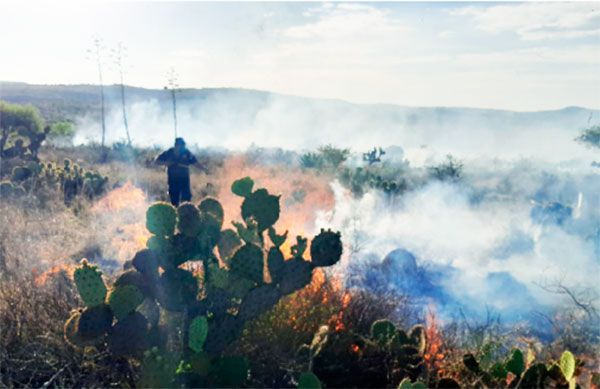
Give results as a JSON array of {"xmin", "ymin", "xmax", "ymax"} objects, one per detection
[{"xmin": 155, "ymin": 137, "xmax": 198, "ymax": 206}]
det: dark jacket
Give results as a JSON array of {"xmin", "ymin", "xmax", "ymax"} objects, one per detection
[{"xmin": 156, "ymin": 147, "xmax": 197, "ymax": 179}]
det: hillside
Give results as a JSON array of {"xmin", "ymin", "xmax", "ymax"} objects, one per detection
[{"xmin": 1, "ymin": 81, "xmax": 597, "ymax": 129}]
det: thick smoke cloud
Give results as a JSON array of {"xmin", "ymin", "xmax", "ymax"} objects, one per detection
[
  {"xmin": 314, "ymin": 162, "xmax": 599, "ymax": 328},
  {"xmin": 73, "ymin": 92, "xmax": 599, "ymax": 164}
]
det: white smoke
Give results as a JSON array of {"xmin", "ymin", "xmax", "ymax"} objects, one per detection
[
  {"xmin": 72, "ymin": 92, "xmax": 599, "ymax": 164},
  {"xmin": 314, "ymin": 161, "xmax": 600, "ymax": 322}
]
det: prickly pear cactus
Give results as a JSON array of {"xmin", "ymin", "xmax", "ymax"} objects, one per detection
[
  {"xmin": 371, "ymin": 319, "xmax": 396, "ymax": 344},
  {"xmin": 240, "ymin": 188, "xmax": 281, "ymax": 231},
  {"xmin": 64, "ymin": 177, "xmax": 343, "ymax": 387},
  {"xmin": 74, "ymin": 259, "xmax": 107, "ymax": 307},
  {"xmin": 230, "ymin": 243, "xmax": 265, "ymax": 283},
  {"xmin": 198, "ymin": 197, "xmax": 224, "ymax": 227},
  {"xmin": 146, "ymin": 202, "xmax": 177, "ymax": 236},
  {"xmin": 231, "ymin": 176, "xmax": 254, "ymax": 197},
  {"xmin": 108, "ymin": 285, "xmax": 144, "ymax": 321},
  {"xmin": 310, "ymin": 318, "xmax": 427, "ymax": 388},
  {"xmin": 77, "ymin": 305, "xmax": 113, "ymax": 340},
  {"xmin": 188, "ymin": 315, "xmax": 209, "ymax": 353},
  {"xmin": 177, "ymin": 202, "xmax": 203, "ymax": 237},
  {"xmin": 310, "ymin": 229, "xmax": 343, "ymax": 267}
]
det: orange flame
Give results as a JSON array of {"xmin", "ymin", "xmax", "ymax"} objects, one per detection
[
  {"xmin": 424, "ymin": 310, "xmax": 445, "ymax": 372},
  {"xmin": 281, "ymin": 267, "xmax": 351, "ymax": 334},
  {"xmin": 34, "ymin": 263, "xmax": 77, "ymax": 286},
  {"xmin": 213, "ymin": 155, "xmax": 335, "ymax": 252},
  {"xmin": 91, "ymin": 182, "xmax": 151, "ymax": 264}
]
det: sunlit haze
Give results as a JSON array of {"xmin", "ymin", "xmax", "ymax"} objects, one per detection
[{"xmin": 1, "ymin": 1, "xmax": 599, "ymax": 110}]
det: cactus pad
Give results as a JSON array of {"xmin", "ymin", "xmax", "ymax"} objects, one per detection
[
  {"xmin": 267, "ymin": 247, "xmax": 285, "ymax": 284},
  {"xmin": 409, "ymin": 325, "xmax": 427, "ymax": 354},
  {"xmin": 291, "ymin": 236, "xmax": 308, "ymax": 259},
  {"xmin": 108, "ymin": 285, "xmax": 145, "ymax": 321},
  {"xmin": 231, "ymin": 176, "xmax": 254, "ymax": 197},
  {"xmin": 64, "ymin": 312, "xmax": 101, "ymax": 348},
  {"xmin": 188, "ymin": 315, "xmax": 209, "ymax": 353},
  {"xmin": 559, "ymin": 350, "xmax": 575, "ymax": 382},
  {"xmin": 77, "ymin": 304, "xmax": 113, "ymax": 339},
  {"xmin": 199, "ymin": 197, "xmax": 224, "ymax": 227},
  {"xmin": 230, "ymin": 243, "xmax": 264, "ymax": 284},
  {"xmin": 177, "ymin": 202, "xmax": 202, "ymax": 236},
  {"xmin": 217, "ymin": 229, "xmax": 242, "ymax": 264},
  {"xmin": 506, "ymin": 349, "xmax": 525, "ymax": 377},
  {"xmin": 310, "ymin": 229, "xmax": 343, "ymax": 267},
  {"xmin": 74, "ymin": 259, "xmax": 107, "ymax": 307},
  {"xmin": 268, "ymin": 227, "xmax": 288, "ymax": 247},
  {"xmin": 146, "ymin": 235, "xmax": 174, "ymax": 265},
  {"xmin": 157, "ymin": 269, "xmax": 199, "ymax": 311},
  {"xmin": 233, "ymin": 220, "xmax": 262, "ymax": 246},
  {"xmin": 278, "ymin": 258, "xmax": 313, "ymax": 294},
  {"xmin": 298, "ymin": 372, "xmax": 322, "ymax": 389},
  {"xmin": 107, "ymin": 312, "xmax": 150, "ymax": 357},
  {"xmin": 196, "ymin": 213, "xmax": 222, "ymax": 256},
  {"xmin": 114, "ymin": 269, "xmax": 155, "ymax": 298},
  {"xmin": 371, "ymin": 319, "xmax": 396, "ymax": 344},
  {"xmin": 131, "ymin": 249, "xmax": 160, "ymax": 279},
  {"xmin": 238, "ymin": 284, "xmax": 282, "ymax": 321},
  {"xmin": 241, "ymin": 188, "xmax": 280, "ymax": 231},
  {"xmin": 146, "ymin": 202, "xmax": 177, "ymax": 236}
]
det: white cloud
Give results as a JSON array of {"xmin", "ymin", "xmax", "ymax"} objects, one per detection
[
  {"xmin": 284, "ymin": 3, "xmax": 407, "ymax": 40},
  {"xmin": 455, "ymin": 2, "xmax": 600, "ymax": 40}
]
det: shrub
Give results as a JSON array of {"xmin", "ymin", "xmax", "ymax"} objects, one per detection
[{"xmin": 575, "ymin": 125, "xmax": 600, "ymax": 149}]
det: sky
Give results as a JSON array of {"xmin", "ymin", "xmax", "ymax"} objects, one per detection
[{"xmin": 0, "ymin": 1, "xmax": 599, "ymax": 110}]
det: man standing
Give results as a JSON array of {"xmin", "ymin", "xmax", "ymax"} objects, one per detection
[{"xmin": 155, "ymin": 137, "xmax": 198, "ymax": 206}]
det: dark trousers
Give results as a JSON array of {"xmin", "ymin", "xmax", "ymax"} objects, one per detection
[{"xmin": 168, "ymin": 174, "xmax": 191, "ymax": 207}]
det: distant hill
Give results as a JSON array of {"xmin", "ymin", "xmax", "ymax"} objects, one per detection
[
  {"xmin": 1, "ymin": 81, "xmax": 597, "ymax": 127},
  {"xmin": 0, "ymin": 81, "xmax": 274, "ymax": 122},
  {"xmin": 1, "ymin": 81, "xmax": 598, "ymax": 157}
]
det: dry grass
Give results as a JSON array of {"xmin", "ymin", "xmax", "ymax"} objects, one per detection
[
  {"xmin": 0, "ymin": 199, "xmax": 89, "ymax": 274},
  {"xmin": 0, "ymin": 274, "xmax": 136, "ymax": 388}
]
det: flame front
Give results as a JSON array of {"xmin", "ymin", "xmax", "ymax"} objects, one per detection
[
  {"xmin": 424, "ymin": 310, "xmax": 446, "ymax": 375},
  {"xmin": 91, "ymin": 181, "xmax": 151, "ymax": 264}
]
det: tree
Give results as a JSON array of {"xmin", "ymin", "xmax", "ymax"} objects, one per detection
[
  {"xmin": 575, "ymin": 125, "xmax": 600, "ymax": 149},
  {"xmin": 0, "ymin": 100, "xmax": 44, "ymax": 156},
  {"xmin": 48, "ymin": 121, "xmax": 76, "ymax": 146}
]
